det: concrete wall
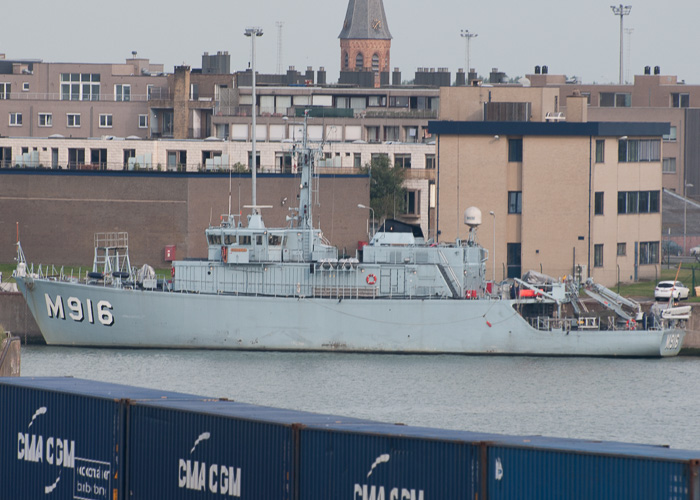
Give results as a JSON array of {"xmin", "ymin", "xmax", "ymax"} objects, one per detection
[{"xmin": 0, "ymin": 170, "xmax": 369, "ymax": 268}]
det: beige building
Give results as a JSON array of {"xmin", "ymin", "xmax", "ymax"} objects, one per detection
[{"xmin": 431, "ymin": 87, "xmax": 667, "ymax": 286}]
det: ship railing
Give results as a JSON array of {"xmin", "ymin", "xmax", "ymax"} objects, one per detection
[{"xmin": 530, "ymin": 317, "xmax": 576, "ymax": 332}]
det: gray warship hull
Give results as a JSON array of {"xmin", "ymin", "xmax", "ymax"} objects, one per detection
[{"xmin": 15, "ymin": 276, "xmax": 684, "ymax": 357}]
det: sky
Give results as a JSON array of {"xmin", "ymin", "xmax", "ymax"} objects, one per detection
[{"xmin": 3, "ymin": 0, "xmax": 700, "ymax": 85}]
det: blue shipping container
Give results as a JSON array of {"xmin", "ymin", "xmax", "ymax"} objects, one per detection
[
  {"xmin": 299, "ymin": 424, "xmax": 483, "ymax": 500},
  {"xmin": 486, "ymin": 438, "xmax": 700, "ymax": 500},
  {"xmin": 0, "ymin": 377, "xmax": 202, "ymax": 500},
  {"xmin": 127, "ymin": 400, "xmax": 297, "ymax": 499}
]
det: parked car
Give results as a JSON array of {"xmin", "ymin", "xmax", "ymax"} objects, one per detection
[
  {"xmin": 654, "ymin": 281, "xmax": 690, "ymax": 301},
  {"xmin": 662, "ymin": 240, "xmax": 683, "ymax": 256},
  {"xmin": 691, "ymin": 245, "xmax": 700, "ymax": 259}
]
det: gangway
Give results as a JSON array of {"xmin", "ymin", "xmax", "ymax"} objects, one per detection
[{"xmin": 581, "ymin": 278, "xmax": 641, "ymax": 321}]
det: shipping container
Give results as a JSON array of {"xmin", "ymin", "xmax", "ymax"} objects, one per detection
[
  {"xmin": 485, "ymin": 435, "xmax": 700, "ymax": 500},
  {"xmin": 126, "ymin": 399, "xmax": 376, "ymax": 499},
  {"xmin": 0, "ymin": 377, "xmax": 202, "ymax": 500},
  {"xmin": 298, "ymin": 423, "xmax": 488, "ymax": 500}
]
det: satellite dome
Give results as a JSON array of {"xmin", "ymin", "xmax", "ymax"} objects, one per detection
[{"xmin": 464, "ymin": 207, "xmax": 482, "ymax": 228}]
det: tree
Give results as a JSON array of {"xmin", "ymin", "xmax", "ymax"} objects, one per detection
[{"xmin": 361, "ymin": 155, "xmax": 406, "ymax": 223}]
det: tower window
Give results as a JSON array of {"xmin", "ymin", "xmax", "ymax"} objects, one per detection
[
  {"xmin": 372, "ymin": 54, "xmax": 379, "ymax": 73},
  {"xmin": 355, "ymin": 53, "xmax": 364, "ymax": 70},
  {"xmin": 344, "ymin": 52, "xmax": 349, "ymax": 69}
]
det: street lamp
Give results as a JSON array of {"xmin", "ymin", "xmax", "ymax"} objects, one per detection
[
  {"xmin": 460, "ymin": 30, "xmax": 478, "ymax": 79},
  {"xmin": 610, "ymin": 5, "xmax": 631, "ymax": 85},
  {"xmin": 245, "ymin": 27, "xmax": 263, "ymax": 209},
  {"xmin": 489, "ymin": 211, "xmax": 496, "ymax": 283},
  {"xmin": 358, "ymin": 204, "xmax": 375, "ymax": 240},
  {"xmin": 684, "ymin": 182, "xmax": 694, "ymax": 254}
]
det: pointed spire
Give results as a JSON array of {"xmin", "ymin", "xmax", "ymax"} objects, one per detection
[{"xmin": 339, "ymin": 0, "xmax": 392, "ymax": 40}]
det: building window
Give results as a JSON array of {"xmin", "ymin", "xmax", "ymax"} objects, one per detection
[
  {"xmin": 22, "ymin": 82, "xmax": 29, "ymax": 92},
  {"xmin": 115, "ymin": 84, "xmax": 131, "ymax": 102},
  {"xmin": 600, "ymin": 92, "xmax": 631, "ymax": 107},
  {"xmin": 594, "ymin": 244, "xmax": 604, "ymax": 268},
  {"xmin": 372, "ymin": 53, "xmax": 380, "ymax": 73},
  {"xmin": 404, "ymin": 190, "xmax": 420, "ymax": 215},
  {"xmin": 0, "ymin": 82, "xmax": 10, "ymax": 99},
  {"xmin": 344, "ymin": 52, "xmax": 349, "ymax": 69},
  {"xmin": 639, "ymin": 241, "xmax": 660, "ymax": 265},
  {"xmin": 99, "ymin": 114, "xmax": 113, "ymax": 128},
  {"xmin": 425, "ymin": 154, "xmax": 436, "ymax": 169},
  {"xmin": 508, "ymin": 191, "xmax": 522, "ymax": 214},
  {"xmin": 394, "ymin": 153, "xmax": 411, "ymax": 168},
  {"xmin": 353, "ymin": 153, "xmax": 362, "ymax": 168},
  {"xmin": 663, "ymin": 158, "xmax": 677, "ymax": 174},
  {"xmin": 138, "ymin": 114, "xmax": 148, "ymax": 128},
  {"xmin": 389, "ymin": 96, "xmax": 409, "ymax": 108},
  {"xmin": 67, "ymin": 113, "xmax": 81, "ymax": 127},
  {"xmin": 370, "ymin": 153, "xmax": 389, "ymax": 163},
  {"xmin": 595, "ymin": 139, "xmax": 605, "ymax": 163},
  {"xmin": 663, "ymin": 126, "xmax": 677, "ymax": 142},
  {"xmin": 618, "ymin": 139, "xmax": 661, "ymax": 162},
  {"xmin": 508, "ymin": 138, "xmax": 523, "ymax": 162},
  {"xmin": 9, "ymin": 112, "xmax": 22, "ymax": 126},
  {"xmin": 38, "ymin": 113, "xmax": 52, "ymax": 127},
  {"xmin": 355, "ymin": 53, "xmax": 364, "ymax": 69},
  {"xmin": 60, "ymin": 73, "xmax": 100, "ymax": 101},
  {"xmin": 671, "ymin": 93, "xmax": 689, "ymax": 108},
  {"xmin": 617, "ymin": 190, "xmax": 660, "ymax": 214},
  {"xmin": 594, "ymin": 192, "xmax": 604, "ymax": 215},
  {"xmin": 384, "ymin": 126, "xmax": 399, "ymax": 142},
  {"xmin": 617, "ymin": 242, "xmax": 627, "ymax": 256}
]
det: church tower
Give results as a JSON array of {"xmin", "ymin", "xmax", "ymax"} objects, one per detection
[{"xmin": 339, "ymin": 0, "xmax": 392, "ymax": 87}]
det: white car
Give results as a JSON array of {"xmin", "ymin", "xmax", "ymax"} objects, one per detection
[
  {"xmin": 654, "ymin": 281, "xmax": 690, "ymax": 301},
  {"xmin": 691, "ymin": 246, "xmax": 700, "ymax": 258}
]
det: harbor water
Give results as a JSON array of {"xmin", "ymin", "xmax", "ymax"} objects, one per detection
[{"xmin": 21, "ymin": 346, "xmax": 700, "ymax": 451}]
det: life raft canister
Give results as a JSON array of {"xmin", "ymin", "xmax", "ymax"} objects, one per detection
[{"xmin": 221, "ymin": 246, "xmax": 228, "ymax": 263}]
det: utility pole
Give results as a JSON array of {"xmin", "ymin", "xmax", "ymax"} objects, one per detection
[
  {"xmin": 610, "ymin": 5, "xmax": 631, "ymax": 85},
  {"xmin": 276, "ymin": 21, "xmax": 284, "ymax": 75},
  {"xmin": 460, "ymin": 29, "xmax": 478, "ymax": 77}
]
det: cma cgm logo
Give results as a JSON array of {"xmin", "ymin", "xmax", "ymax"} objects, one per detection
[
  {"xmin": 17, "ymin": 406, "xmax": 76, "ymax": 495},
  {"xmin": 178, "ymin": 431, "xmax": 242, "ymax": 497},
  {"xmin": 45, "ymin": 294, "xmax": 114, "ymax": 326},
  {"xmin": 354, "ymin": 453, "xmax": 425, "ymax": 500}
]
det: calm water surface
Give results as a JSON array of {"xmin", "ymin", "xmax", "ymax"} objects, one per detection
[{"xmin": 21, "ymin": 346, "xmax": 700, "ymax": 450}]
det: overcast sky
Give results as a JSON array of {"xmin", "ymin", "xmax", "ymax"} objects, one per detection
[{"xmin": 4, "ymin": 0, "xmax": 699, "ymax": 84}]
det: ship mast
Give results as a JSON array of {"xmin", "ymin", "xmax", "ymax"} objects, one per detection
[{"xmin": 296, "ymin": 110, "xmax": 314, "ymax": 230}]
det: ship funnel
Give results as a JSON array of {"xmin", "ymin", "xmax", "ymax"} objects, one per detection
[{"xmin": 464, "ymin": 207, "xmax": 482, "ymax": 228}]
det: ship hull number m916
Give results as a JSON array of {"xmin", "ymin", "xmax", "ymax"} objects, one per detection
[{"xmin": 45, "ymin": 294, "xmax": 114, "ymax": 326}]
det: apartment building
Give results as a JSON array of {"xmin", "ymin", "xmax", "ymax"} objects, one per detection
[{"xmin": 430, "ymin": 87, "xmax": 667, "ymax": 287}]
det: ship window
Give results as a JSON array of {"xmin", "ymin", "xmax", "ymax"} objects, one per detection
[
  {"xmin": 239, "ymin": 235, "xmax": 251, "ymax": 245},
  {"xmin": 268, "ymin": 234, "xmax": 283, "ymax": 246},
  {"xmin": 208, "ymin": 234, "xmax": 222, "ymax": 245},
  {"xmin": 224, "ymin": 234, "xmax": 236, "ymax": 245},
  {"xmin": 256, "ymin": 235, "xmax": 264, "ymax": 245}
]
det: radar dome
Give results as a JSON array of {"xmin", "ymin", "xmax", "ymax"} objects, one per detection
[{"xmin": 464, "ymin": 207, "xmax": 482, "ymax": 228}]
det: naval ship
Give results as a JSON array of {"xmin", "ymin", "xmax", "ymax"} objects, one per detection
[{"xmin": 13, "ymin": 114, "xmax": 690, "ymax": 357}]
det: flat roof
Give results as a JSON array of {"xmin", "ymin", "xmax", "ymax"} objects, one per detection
[{"xmin": 428, "ymin": 120, "xmax": 670, "ymax": 137}]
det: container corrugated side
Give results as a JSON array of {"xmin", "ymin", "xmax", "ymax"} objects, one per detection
[
  {"xmin": 0, "ymin": 379, "xmax": 127, "ymax": 500},
  {"xmin": 127, "ymin": 400, "xmax": 300, "ymax": 499},
  {"xmin": 0, "ymin": 377, "xmax": 205, "ymax": 500},
  {"xmin": 486, "ymin": 442, "xmax": 700, "ymax": 500},
  {"xmin": 299, "ymin": 425, "xmax": 482, "ymax": 500}
]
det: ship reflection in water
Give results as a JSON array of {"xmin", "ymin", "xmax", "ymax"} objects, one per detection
[{"xmin": 21, "ymin": 345, "xmax": 700, "ymax": 451}]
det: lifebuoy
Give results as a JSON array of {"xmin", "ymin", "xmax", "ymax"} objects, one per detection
[
  {"xmin": 626, "ymin": 319, "xmax": 637, "ymax": 330},
  {"xmin": 222, "ymin": 246, "xmax": 228, "ymax": 263},
  {"xmin": 366, "ymin": 274, "xmax": 377, "ymax": 285}
]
